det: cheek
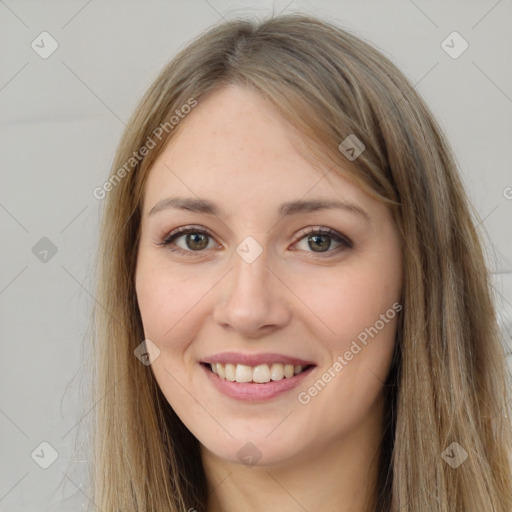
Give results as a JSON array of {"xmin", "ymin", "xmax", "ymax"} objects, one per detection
[
  {"xmin": 135, "ymin": 263, "xmax": 205, "ymax": 400},
  {"xmin": 295, "ymin": 269, "xmax": 399, "ymax": 429},
  {"xmin": 287, "ymin": 256, "xmax": 401, "ymax": 406},
  {"xmin": 135, "ymin": 260, "xmax": 206, "ymax": 349},
  {"xmin": 290, "ymin": 263, "xmax": 400, "ymax": 346}
]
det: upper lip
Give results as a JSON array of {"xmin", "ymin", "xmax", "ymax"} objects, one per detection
[{"xmin": 202, "ymin": 352, "xmax": 316, "ymax": 367}]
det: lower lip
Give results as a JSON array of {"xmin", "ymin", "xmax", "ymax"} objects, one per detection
[{"xmin": 200, "ymin": 363, "xmax": 316, "ymax": 402}]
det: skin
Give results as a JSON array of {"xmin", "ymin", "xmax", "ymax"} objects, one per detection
[{"xmin": 135, "ymin": 84, "xmax": 403, "ymax": 512}]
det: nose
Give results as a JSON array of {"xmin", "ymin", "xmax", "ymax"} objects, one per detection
[{"xmin": 212, "ymin": 247, "xmax": 292, "ymax": 338}]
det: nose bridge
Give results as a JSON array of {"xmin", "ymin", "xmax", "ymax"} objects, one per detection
[
  {"xmin": 212, "ymin": 240, "xmax": 290, "ymax": 334},
  {"xmin": 227, "ymin": 245, "xmax": 272, "ymax": 310}
]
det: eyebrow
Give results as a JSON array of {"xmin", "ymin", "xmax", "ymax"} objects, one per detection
[{"xmin": 148, "ymin": 196, "xmax": 370, "ymax": 221}]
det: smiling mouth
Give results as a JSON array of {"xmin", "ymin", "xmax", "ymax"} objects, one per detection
[{"xmin": 201, "ymin": 362, "xmax": 315, "ymax": 384}]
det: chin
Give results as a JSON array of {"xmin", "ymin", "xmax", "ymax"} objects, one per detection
[{"xmin": 201, "ymin": 434, "xmax": 304, "ymax": 468}]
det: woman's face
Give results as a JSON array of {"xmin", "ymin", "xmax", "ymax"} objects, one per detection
[{"xmin": 135, "ymin": 85, "xmax": 403, "ymax": 467}]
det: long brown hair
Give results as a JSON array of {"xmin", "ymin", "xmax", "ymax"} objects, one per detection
[{"xmin": 80, "ymin": 13, "xmax": 512, "ymax": 511}]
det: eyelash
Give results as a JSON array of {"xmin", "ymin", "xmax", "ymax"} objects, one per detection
[{"xmin": 157, "ymin": 225, "xmax": 353, "ymax": 258}]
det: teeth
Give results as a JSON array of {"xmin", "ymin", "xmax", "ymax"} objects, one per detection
[
  {"xmin": 253, "ymin": 364, "xmax": 270, "ymax": 383},
  {"xmin": 284, "ymin": 364, "xmax": 294, "ymax": 378},
  {"xmin": 270, "ymin": 363, "xmax": 284, "ymax": 381},
  {"xmin": 216, "ymin": 363, "xmax": 225, "ymax": 379},
  {"xmin": 208, "ymin": 362, "xmax": 308, "ymax": 383},
  {"xmin": 225, "ymin": 363, "xmax": 236, "ymax": 382},
  {"xmin": 235, "ymin": 364, "xmax": 253, "ymax": 383}
]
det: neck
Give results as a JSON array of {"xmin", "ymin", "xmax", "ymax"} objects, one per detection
[{"xmin": 201, "ymin": 394, "xmax": 385, "ymax": 512}]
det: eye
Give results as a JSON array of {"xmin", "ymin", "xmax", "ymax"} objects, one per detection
[
  {"xmin": 293, "ymin": 227, "xmax": 352, "ymax": 255},
  {"xmin": 158, "ymin": 226, "xmax": 219, "ymax": 255},
  {"xmin": 158, "ymin": 225, "xmax": 352, "ymax": 257}
]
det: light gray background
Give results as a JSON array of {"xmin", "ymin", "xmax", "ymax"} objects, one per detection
[{"xmin": 1, "ymin": 1, "xmax": 511, "ymax": 510}]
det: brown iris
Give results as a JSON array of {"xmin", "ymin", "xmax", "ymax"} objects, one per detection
[
  {"xmin": 186, "ymin": 232, "xmax": 209, "ymax": 250},
  {"xmin": 308, "ymin": 234, "xmax": 331, "ymax": 252}
]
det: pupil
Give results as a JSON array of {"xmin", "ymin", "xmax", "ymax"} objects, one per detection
[
  {"xmin": 309, "ymin": 234, "xmax": 331, "ymax": 252},
  {"xmin": 187, "ymin": 233, "xmax": 208, "ymax": 250}
]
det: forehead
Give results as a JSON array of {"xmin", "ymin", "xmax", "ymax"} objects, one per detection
[{"xmin": 143, "ymin": 85, "xmax": 371, "ymax": 213}]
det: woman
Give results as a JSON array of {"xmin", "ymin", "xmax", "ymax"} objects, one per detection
[{"xmin": 86, "ymin": 13, "xmax": 512, "ymax": 511}]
